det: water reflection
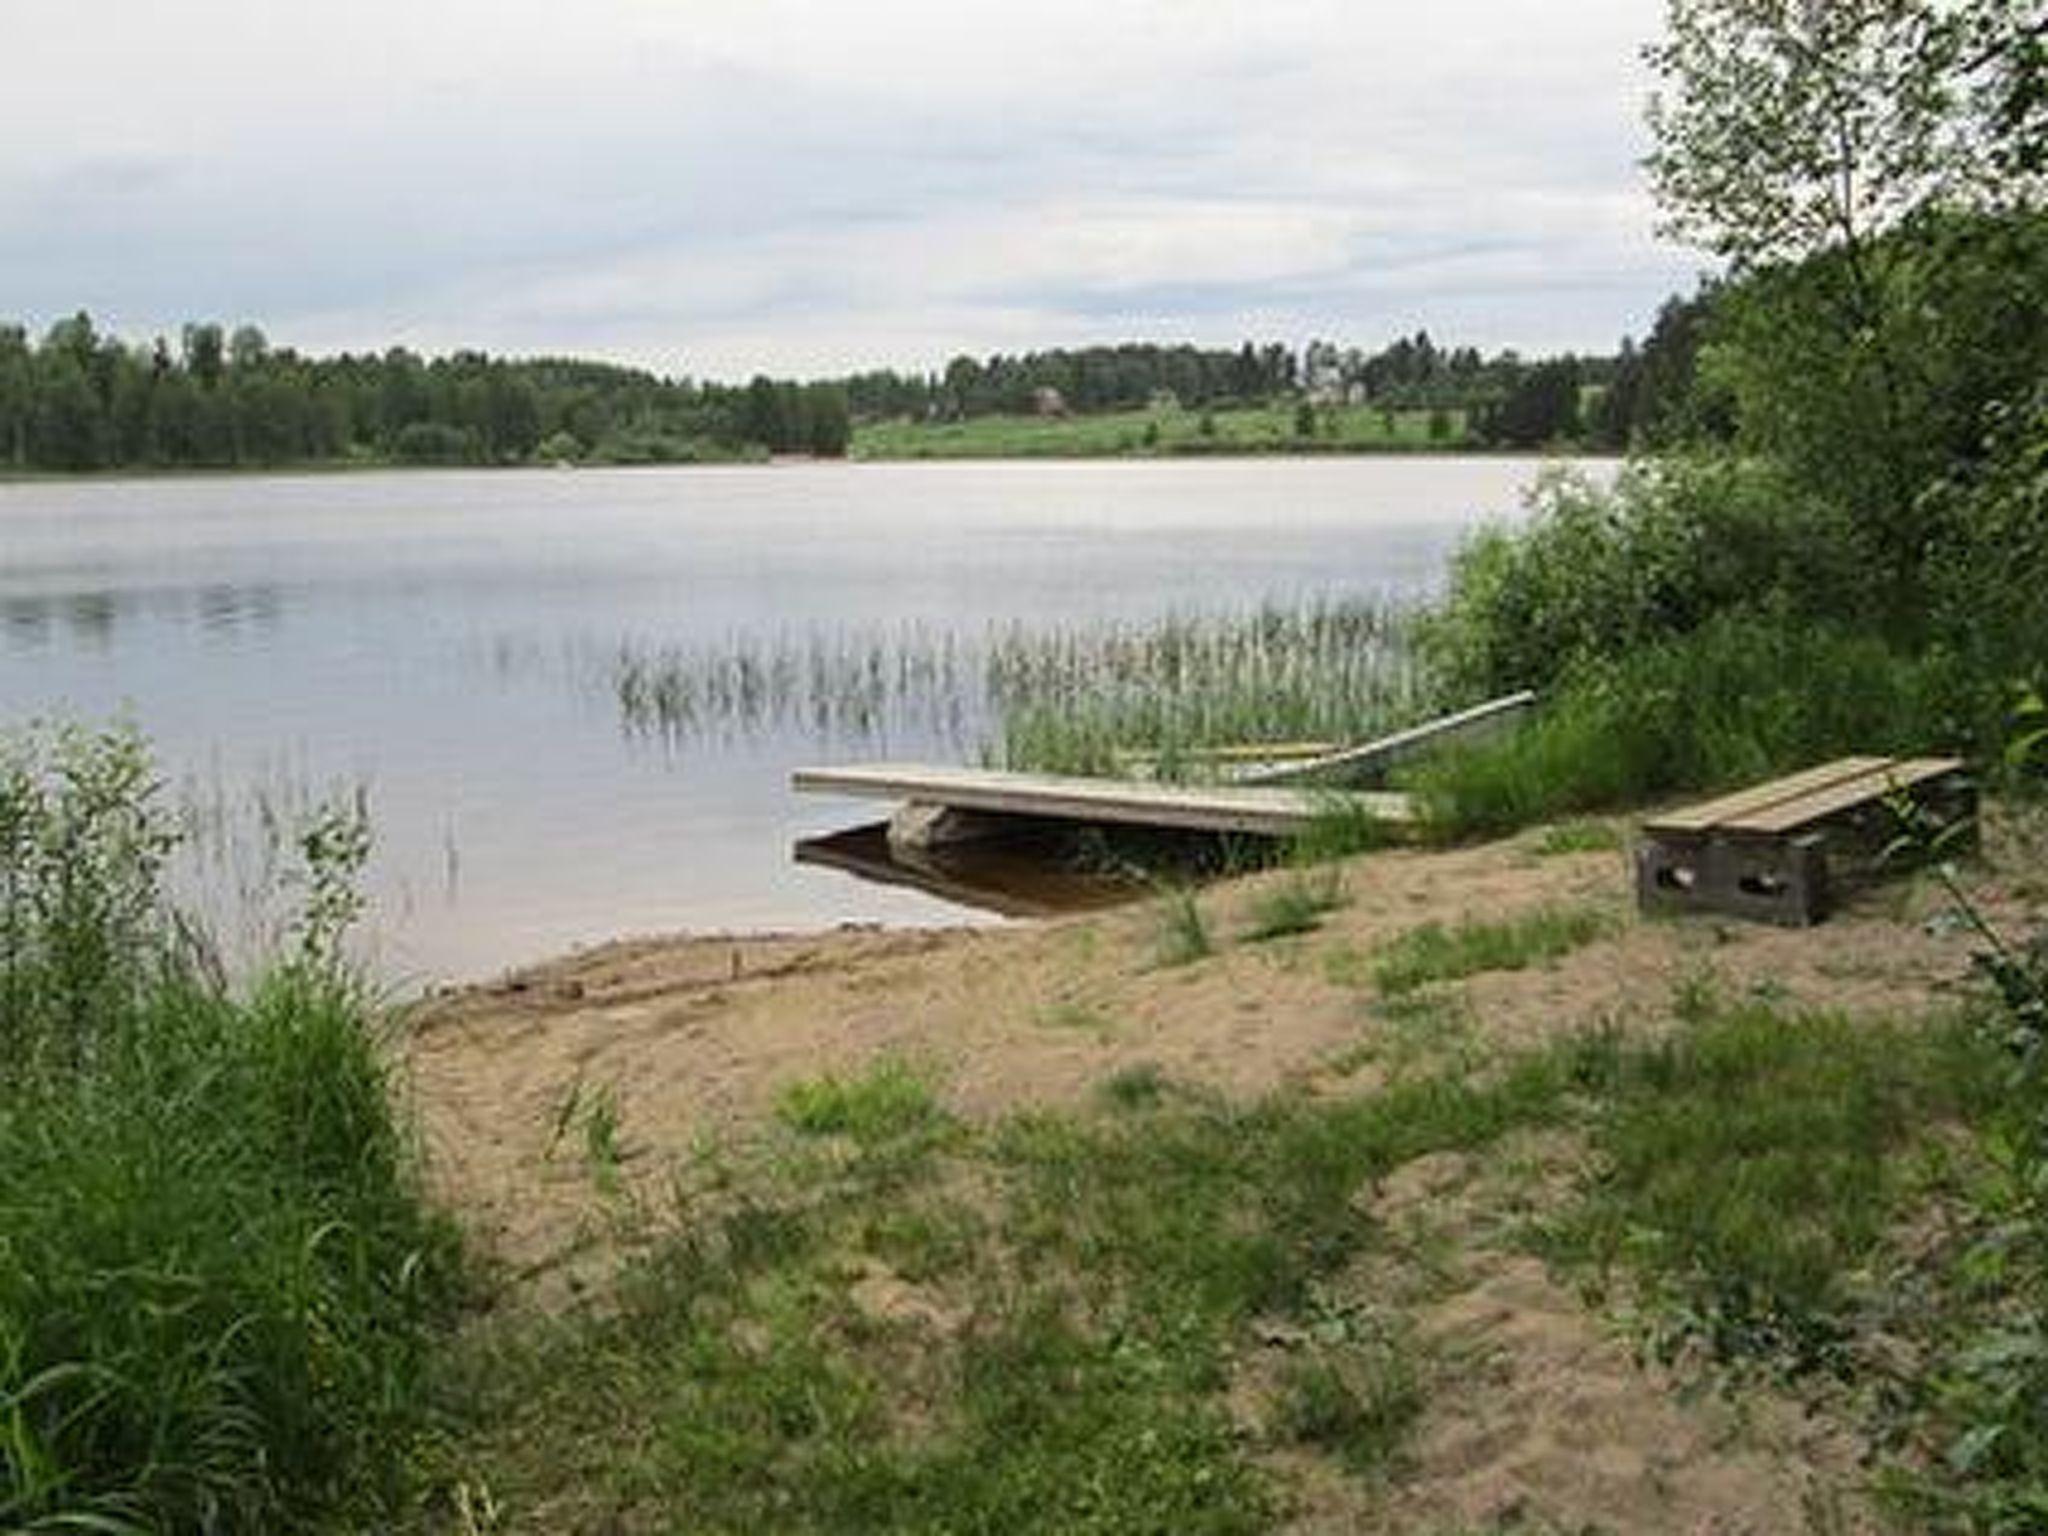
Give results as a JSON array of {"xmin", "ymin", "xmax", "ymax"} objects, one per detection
[{"xmin": 1, "ymin": 583, "xmax": 283, "ymax": 652}]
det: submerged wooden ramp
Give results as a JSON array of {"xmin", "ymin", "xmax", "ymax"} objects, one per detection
[{"xmin": 792, "ymin": 763, "xmax": 1412, "ymax": 839}]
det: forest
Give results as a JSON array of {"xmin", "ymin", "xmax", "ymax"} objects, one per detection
[{"xmin": 0, "ymin": 308, "xmax": 1700, "ymax": 475}]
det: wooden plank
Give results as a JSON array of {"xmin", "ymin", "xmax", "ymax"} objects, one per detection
[
  {"xmin": 1240, "ymin": 690, "xmax": 1539, "ymax": 786},
  {"xmin": 1119, "ymin": 741, "xmax": 1342, "ymax": 765},
  {"xmin": 1640, "ymin": 756, "xmax": 1891, "ymax": 837},
  {"xmin": 1112, "ymin": 741, "xmax": 1341, "ymax": 781},
  {"xmin": 1720, "ymin": 756, "xmax": 1965, "ymax": 836},
  {"xmin": 792, "ymin": 762, "xmax": 1412, "ymax": 838}
]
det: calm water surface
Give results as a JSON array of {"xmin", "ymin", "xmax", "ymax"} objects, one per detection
[{"xmin": 0, "ymin": 458, "xmax": 1592, "ymax": 983}]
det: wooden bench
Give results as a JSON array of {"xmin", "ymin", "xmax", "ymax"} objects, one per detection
[{"xmin": 1636, "ymin": 755, "xmax": 1975, "ymax": 926}]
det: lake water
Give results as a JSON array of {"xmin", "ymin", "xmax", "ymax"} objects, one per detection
[{"xmin": 0, "ymin": 457, "xmax": 1589, "ymax": 983}]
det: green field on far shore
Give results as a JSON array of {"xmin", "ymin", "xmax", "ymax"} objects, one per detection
[{"xmin": 852, "ymin": 402, "xmax": 1474, "ymax": 460}]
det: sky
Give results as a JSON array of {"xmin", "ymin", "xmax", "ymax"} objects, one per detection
[{"xmin": 0, "ymin": 0, "xmax": 1705, "ymax": 381}]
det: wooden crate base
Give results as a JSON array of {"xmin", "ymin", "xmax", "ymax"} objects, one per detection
[{"xmin": 1636, "ymin": 831, "xmax": 1830, "ymax": 926}]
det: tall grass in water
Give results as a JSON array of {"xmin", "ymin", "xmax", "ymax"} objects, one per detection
[
  {"xmin": 989, "ymin": 600, "xmax": 1428, "ymax": 777},
  {"xmin": 601, "ymin": 598, "xmax": 1430, "ymax": 778},
  {"xmin": 0, "ymin": 723, "xmax": 460, "ymax": 1533}
]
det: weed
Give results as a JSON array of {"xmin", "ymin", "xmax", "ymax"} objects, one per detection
[
  {"xmin": 1099, "ymin": 1062, "xmax": 1168, "ymax": 1110},
  {"xmin": 582, "ymin": 1084, "xmax": 625, "ymax": 1195},
  {"xmin": 1321, "ymin": 941, "xmax": 1372, "ymax": 989},
  {"xmin": 1272, "ymin": 1334, "xmax": 1422, "ymax": 1477},
  {"xmin": 989, "ymin": 601, "xmax": 1427, "ymax": 779},
  {"xmin": 1243, "ymin": 868, "xmax": 1347, "ymax": 942},
  {"xmin": 1406, "ymin": 612, "xmax": 1961, "ymax": 840},
  {"xmin": 1528, "ymin": 818, "xmax": 1623, "ymax": 856},
  {"xmin": 1373, "ymin": 904, "xmax": 1613, "ymax": 996},
  {"xmin": 1671, "ymin": 962, "xmax": 1725, "ymax": 1024},
  {"xmin": 1367, "ymin": 991, "xmax": 1481, "ymax": 1079},
  {"xmin": 1287, "ymin": 795, "xmax": 1400, "ymax": 865},
  {"xmin": 1153, "ymin": 885, "xmax": 1214, "ymax": 967},
  {"xmin": 775, "ymin": 1058, "xmax": 942, "ymax": 1146}
]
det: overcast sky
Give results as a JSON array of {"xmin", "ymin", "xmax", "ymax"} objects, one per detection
[{"xmin": 1, "ymin": 1, "xmax": 1704, "ymax": 380}]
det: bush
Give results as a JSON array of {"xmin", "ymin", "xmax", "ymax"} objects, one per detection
[
  {"xmin": 1424, "ymin": 455, "xmax": 1876, "ymax": 699},
  {"xmin": 0, "ymin": 724, "xmax": 460, "ymax": 1533},
  {"xmin": 1407, "ymin": 614, "xmax": 1963, "ymax": 837},
  {"xmin": 1927, "ymin": 384, "xmax": 2048, "ymax": 705},
  {"xmin": 388, "ymin": 421, "xmax": 477, "ymax": 464}
]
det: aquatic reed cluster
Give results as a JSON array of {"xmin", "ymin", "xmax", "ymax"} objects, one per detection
[{"xmin": 600, "ymin": 597, "xmax": 1430, "ymax": 775}]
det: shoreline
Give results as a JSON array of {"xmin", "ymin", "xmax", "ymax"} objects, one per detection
[{"xmin": 0, "ymin": 441, "xmax": 1604, "ymax": 488}]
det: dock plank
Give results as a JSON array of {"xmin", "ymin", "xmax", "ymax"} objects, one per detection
[{"xmin": 792, "ymin": 763, "xmax": 1412, "ymax": 838}]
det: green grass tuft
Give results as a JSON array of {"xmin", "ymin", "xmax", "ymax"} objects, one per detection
[
  {"xmin": 1273, "ymin": 1336, "xmax": 1422, "ymax": 1477},
  {"xmin": 1099, "ymin": 1062, "xmax": 1169, "ymax": 1110},
  {"xmin": 1152, "ymin": 885, "xmax": 1215, "ymax": 967},
  {"xmin": 1242, "ymin": 868, "xmax": 1347, "ymax": 942},
  {"xmin": 1373, "ymin": 904, "xmax": 1614, "ymax": 996},
  {"xmin": 775, "ymin": 1058, "xmax": 942, "ymax": 1145},
  {"xmin": 1528, "ymin": 818, "xmax": 1624, "ymax": 856}
]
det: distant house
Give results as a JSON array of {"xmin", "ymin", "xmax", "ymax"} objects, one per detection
[{"xmin": 1032, "ymin": 386, "xmax": 1069, "ymax": 418}]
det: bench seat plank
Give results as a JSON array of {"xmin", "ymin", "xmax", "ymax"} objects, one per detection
[
  {"xmin": 1720, "ymin": 756, "xmax": 1965, "ymax": 836},
  {"xmin": 1641, "ymin": 756, "xmax": 1890, "ymax": 838}
]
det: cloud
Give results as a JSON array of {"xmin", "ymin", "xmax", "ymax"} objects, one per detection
[{"xmin": 0, "ymin": 0, "xmax": 1700, "ymax": 375}]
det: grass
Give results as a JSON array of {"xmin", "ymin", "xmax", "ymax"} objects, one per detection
[
  {"xmin": 1273, "ymin": 1333, "xmax": 1423, "ymax": 1478},
  {"xmin": 450, "ymin": 1032, "xmax": 1589, "ymax": 1531},
  {"xmin": 0, "ymin": 723, "xmax": 461, "ymax": 1534},
  {"xmin": 1242, "ymin": 868, "xmax": 1347, "ymax": 942},
  {"xmin": 1372, "ymin": 904, "xmax": 1614, "ymax": 996},
  {"xmin": 1153, "ymin": 885, "xmax": 1215, "ymax": 967},
  {"xmin": 775, "ymin": 1058, "xmax": 943, "ymax": 1146},
  {"xmin": 852, "ymin": 402, "xmax": 1471, "ymax": 460},
  {"xmin": 1527, "ymin": 818, "xmax": 1624, "ymax": 856},
  {"xmin": 1286, "ymin": 794, "xmax": 1403, "ymax": 864},
  {"xmin": 1322, "ymin": 990, "xmax": 1482, "ymax": 1081},
  {"xmin": 1408, "ymin": 614, "xmax": 1959, "ymax": 840},
  {"xmin": 1544, "ymin": 1003, "xmax": 2005, "ymax": 1376},
  {"xmin": 989, "ymin": 600, "xmax": 1427, "ymax": 778},
  {"xmin": 1099, "ymin": 1061, "xmax": 1170, "ymax": 1110},
  {"xmin": 434, "ymin": 974, "xmax": 2033, "ymax": 1528}
]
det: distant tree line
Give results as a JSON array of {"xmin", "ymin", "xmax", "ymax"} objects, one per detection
[
  {"xmin": 0, "ymin": 315, "xmax": 851, "ymax": 472},
  {"xmin": 840, "ymin": 323, "xmax": 1714, "ymax": 453},
  {"xmin": 0, "ymin": 303, "xmax": 1722, "ymax": 474}
]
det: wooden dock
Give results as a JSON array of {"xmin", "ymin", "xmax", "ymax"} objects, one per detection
[{"xmin": 792, "ymin": 763, "xmax": 1412, "ymax": 839}]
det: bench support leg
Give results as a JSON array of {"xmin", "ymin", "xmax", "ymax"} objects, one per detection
[{"xmin": 1637, "ymin": 832, "xmax": 1830, "ymax": 926}]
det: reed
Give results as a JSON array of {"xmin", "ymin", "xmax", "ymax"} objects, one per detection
[
  {"xmin": 599, "ymin": 599, "xmax": 1431, "ymax": 782},
  {"xmin": 988, "ymin": 601, "xmax": 1428, "ymax": 777},
  {"xmin": 0, "ymin": 723, "xmax": 460, "ymax": 1534}
]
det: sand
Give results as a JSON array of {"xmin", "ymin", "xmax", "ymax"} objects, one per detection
[{"xmin": 402, "ymin": 814, "xmax": 2037, "ymax": 1529}]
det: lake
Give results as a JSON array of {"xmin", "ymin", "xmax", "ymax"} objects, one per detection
[{"xmin": 0, "ymin": 457, "xmax": 1592, "ymax": 983}]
